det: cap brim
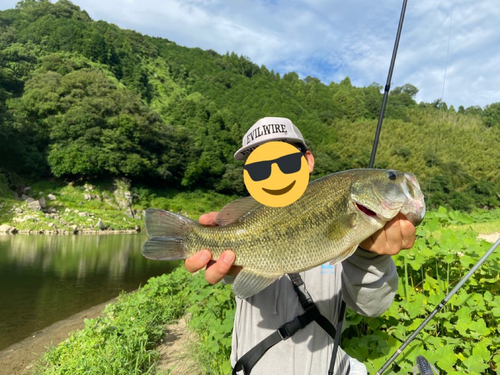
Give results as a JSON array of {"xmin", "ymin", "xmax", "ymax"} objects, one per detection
[{"xmin": 234, "ymin": 137, "xmax": 307, "ymax": 160}]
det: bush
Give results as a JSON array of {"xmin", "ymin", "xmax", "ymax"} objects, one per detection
[
  {"xmin": 0, "ymin": 173, "xmax": 10, "ymax": 198},
  {"xmin": 36, "ymin": 268, "xmax": 192, "ymax": 375},
  {"xmin": 342, "ymin": 207, "xmax": 500, "ymax": 374}
]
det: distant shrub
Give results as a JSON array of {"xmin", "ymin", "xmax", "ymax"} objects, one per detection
[{"xmin": 0, "ymin": 173, "xmax": 10, "ymax": 198}]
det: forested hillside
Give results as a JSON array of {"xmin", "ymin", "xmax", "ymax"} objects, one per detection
[{"xmin": 1, "ymin": 0, "xmax": 500, "ymax": 210}]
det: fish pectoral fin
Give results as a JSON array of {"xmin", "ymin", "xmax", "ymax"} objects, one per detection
[
  {"xmin": 232, "ymin": 269, "xmax": 278, "ymax": 299},
  {"xmin": 216, "ymin": 196, "xmax": 261, "ymax": 226},
  {"xmin": 326, "ymin": 213, "xmax": 357, "ymax": 241},
  {"xmin": 329, "ymin": 245, "xmax": 359, "ymax": 265}
]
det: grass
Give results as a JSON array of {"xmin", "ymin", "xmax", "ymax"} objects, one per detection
[
  {"xmin": 0, "ymin": 179, "xmax": 143, "ymax": 231},
  {"xmin": 452, "ymin": 222, "xmax": 500, "ymax": 234},
  {"xmin": 24, "ymin": 204, "xmax": 500, "ymax": 374},
  {"xmin": 448, "ymin": 208, "xmax": 500, "ymax": 234},
  {"xmin": 131, "ymin": 185, "xmax": 239, "ymax": 219},
  {"xmin": 342, "ymin": 208, "xmax": 500, "ymax": 374},
  {"xmin": 34, "ymin": 267, "xmax": 234, "ymax": 375},
  {"xmin": 35, "ymin": 267, "xmax": 193, "ymax": 375}
]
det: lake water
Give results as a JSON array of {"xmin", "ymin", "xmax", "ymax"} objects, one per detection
[{"xmin": 0, "ymin": 234, "xmax": 178, "ymax": 351}]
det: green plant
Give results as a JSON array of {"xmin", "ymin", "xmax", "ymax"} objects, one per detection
[
  {"xmin": 35, "ymin": 267, "xmax": 192, "ymax": 375},
  {"xmin": 343, "ymin": 207, "xmax": 500, "ymax": 374},
  {"xmin": 186, "ymin": 274, "xmax": 236, "ymax": 375},
  {"xmin": 35, "ymin": 207, "xmax": 500, "ymax": 375}
]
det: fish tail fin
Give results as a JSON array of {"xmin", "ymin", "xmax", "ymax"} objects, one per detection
[
  {"xmin": 142, "ymin": 209, "xmax": 195, "ymax": 260},
  {"xmin": 142, "ymin": 236, "xmax": 188, "ymax": 260}
]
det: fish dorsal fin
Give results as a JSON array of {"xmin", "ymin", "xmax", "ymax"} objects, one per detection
[
  {"xmin": 232, "ymin": 269, "xmax": 279, "ymax": 299},
  {"xmin": 216, "ymin": 196, "xmax": 261, "ymax": 226}
]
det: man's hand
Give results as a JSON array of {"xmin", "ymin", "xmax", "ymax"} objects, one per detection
[
  {"xmin": 359, "ymin": 213, "xmax": 416, "ymax": 255},
  {"xmin": 184, "ymin": 212, "xmax": 241, "ymax": 284}
]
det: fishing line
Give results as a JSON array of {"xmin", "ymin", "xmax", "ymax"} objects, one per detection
[
  {"xmin": 427, "ymin": 0, "xmax": 454, "ymax": 211},
  {"xmin": 366, "ymin": 1, "xmax": 475, "ymax": 374},
  {"xmin": 440, "ymin": 0, "xmax": 454, "ymax": 103}
]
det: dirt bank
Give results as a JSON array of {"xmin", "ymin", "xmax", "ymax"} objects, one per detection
[
  {"xmin": 0, "ymin": 303, "xmax": 201, "ymax": 375},
  {"xmin": 0, "ymin": 300, "xmax": 111, "ymax": 375},
  {"xmin": 156, "ymin": 316, "xmax": 201, "ymax": 375},
  {"xmin": 477, "ymin": 233, "xmax": 500, "ymax": 243}
]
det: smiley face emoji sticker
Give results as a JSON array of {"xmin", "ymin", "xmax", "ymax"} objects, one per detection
[{"xmin": 243, "ymin": 141, "xmax": 310, "ymax": 207}]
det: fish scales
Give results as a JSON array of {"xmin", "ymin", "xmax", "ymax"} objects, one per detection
[
  {"xmin": 143, "ymin": 169, "xmax": 425, "ymax": 298},
  {"xmin": 186, "ymin": 173, "xmax": 352, "ymax": 274}
]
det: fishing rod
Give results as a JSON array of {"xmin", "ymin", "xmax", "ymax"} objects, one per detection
[
  {"xmin": 366, "ymin": 0, "xmax": 500, "ymax": 374},
  {"xmin": 376, "ymin": 238, "xmax": 500, "ymax": 375},
  {"xmin": 369, "ymin": 0, "xmax": 408, "ymax": 169},
  {"xmin": 337, "ymin": 0, "xmax": 410, "ymax": 371}
]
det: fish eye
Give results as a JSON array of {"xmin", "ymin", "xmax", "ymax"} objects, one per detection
[{"xmin": 387, "ymin": 171, "xmax": 397, "ymax": 181}]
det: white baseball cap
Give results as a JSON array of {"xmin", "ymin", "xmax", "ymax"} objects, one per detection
[{"xmin": 234, "ymin": 117, "xmax": 308, "ymax": 160}]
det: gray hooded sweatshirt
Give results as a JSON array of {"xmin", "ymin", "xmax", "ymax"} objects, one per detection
[{"xmin": 230, "ymin": 248, "xmax": 398, "ymax": 375}]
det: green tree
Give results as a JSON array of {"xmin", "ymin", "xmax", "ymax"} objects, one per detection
[
  {"xmin": 332, "ymin": 77, "xmax": 366, "ymax": 120},
  {"xmin": 482, "ymin": 102, "xmax": 500, "ymax": 128},
  {"xmin": 9, "ymin": 67, "xmax": 188, "ymax": 180},
  {"xmin": 391, "ymin": 83, "xmax": 418, "ymax": 97},
  {"xmin": 1, "ymin": 1, "xmax": 500, "ymax": 210},
  {"xmin": 465, "ymin": 105, "xmax": 483, "ymax": 116},
  {"xmin": 363, "ymin": 82, "xmax": 382, "ymax": 119}
]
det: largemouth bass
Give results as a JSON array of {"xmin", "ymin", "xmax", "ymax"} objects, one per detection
[{"xmin": 143, "ymin": 169, "xmax": 425, "ymax": 299}]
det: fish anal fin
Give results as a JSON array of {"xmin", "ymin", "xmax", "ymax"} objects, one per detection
[
  {"xmin": 216, "ymin": 196, "xmax": 261, "ymax": 226},
  {"xmin": 326, "ymin": 213, "xmax": 357, "ymax": 241},
  {"xmin": 232, "ymin": 269, "xmax": 278, "ymax": 299}
]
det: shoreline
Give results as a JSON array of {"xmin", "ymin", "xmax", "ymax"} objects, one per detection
[
  {"xmin": 0, "ymin": 229, "xmax": 141, "ymax": 236},
  {"xmin": 1, "ymin": 232, "xmax": 498, "ymax": 375},
  {"xmin": 0, "ymin": 300, "xmax": 113, "ymax": 375}
]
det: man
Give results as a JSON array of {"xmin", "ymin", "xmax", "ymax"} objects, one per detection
[{"xmin": 186, "ymin": 117, "xmax": 416, "ymax": 375}]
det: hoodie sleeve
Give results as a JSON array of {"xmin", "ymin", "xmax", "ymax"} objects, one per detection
[{"xmin": 340, "ymin": 247, "xmax": 398, "ymax": 317}]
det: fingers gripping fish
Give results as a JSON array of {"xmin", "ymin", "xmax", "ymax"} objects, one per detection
[{"xmin": 142, "ymin": 169, "xmax": 425, "ymax": 299}]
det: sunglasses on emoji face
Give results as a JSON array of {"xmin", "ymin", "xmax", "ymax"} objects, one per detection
[{"xmin": 243, "ymin": 152, "xmax": 305, "ymax": 182}]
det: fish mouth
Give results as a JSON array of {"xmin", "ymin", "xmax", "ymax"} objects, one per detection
[
  {"xmin": 356, "ymin": 203, "xmax": 378, "ymax": 217},
  {"xmin": 262, "ymin": 181, "xmax": 296, "ymax": 195},
  {"xmin": 401, "ymin": 172, "xmax": 426, "ymax": 226}
]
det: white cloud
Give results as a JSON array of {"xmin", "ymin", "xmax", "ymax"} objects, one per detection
[{"xmin": 1, "ymin": 0, "xmax": 499, "ymax": 108}]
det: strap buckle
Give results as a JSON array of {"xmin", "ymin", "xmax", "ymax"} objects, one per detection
[{"xmin": 278, "ymin": 324, "xmax": 292, "ymax": 340}]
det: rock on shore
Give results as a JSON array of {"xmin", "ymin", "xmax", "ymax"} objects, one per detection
[
  {"xmin": 1, "ymin": 178, "xmax": 143, "ymax": 235},
  {"xmin": 0, "ymin": 224, "xmax": 17, "ymax": 234}
]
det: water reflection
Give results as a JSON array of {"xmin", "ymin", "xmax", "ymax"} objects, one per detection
[{"xmin": 0, "ymin": 234, "xmax": 178, "ymax": 350}]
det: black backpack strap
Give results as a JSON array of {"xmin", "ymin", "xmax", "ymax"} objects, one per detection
[
  {"xmin": 232, "ymin": 273, "xmax": 348, "ymax": 375},
  {"xmin": 288, "ymin": 273, "xmax": 339, "ymax": 339},
  {"xmin": 289, "ymin": 273, "xmax": 347, "ymax": 375},
  {"xmin": 232, "ymin": 308, "xmax": 320, "ymax": 375},
  {"xmin": 328, "ymin": 299, "xmax": 347, "ymax": 375}
]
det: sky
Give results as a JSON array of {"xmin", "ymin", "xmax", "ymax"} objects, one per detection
[{"xmin": 1, "ymin": 0, "xmax": 499, "ymax": 109}]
